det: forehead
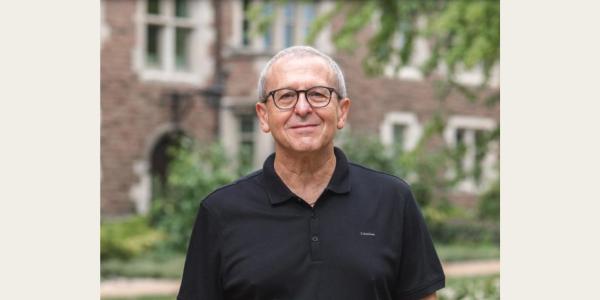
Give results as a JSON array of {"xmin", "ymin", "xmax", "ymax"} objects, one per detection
[{"xmin": 265, "ymin": 55, "xmax": 334, "ymax": 90}]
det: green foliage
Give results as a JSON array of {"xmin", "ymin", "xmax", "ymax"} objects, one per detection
[
  {"xmin": 440, "ymin": 275, "xmax": 500, "ymax": 300},
  {"xmin": 149, "ymin": 138, "xmax": 238, "ymax": 253},
  {"xmin": 435, "ymin": 243, "xmax": 499, "ymax": 262},
  {"xmin": 101, "ymin": 216, "xmax": 165, "ymax": 261},
  {"xmin": 101, "ymin": 253, "xmax": 185, "ymax": 279},
  {"xmin": 308, "ymin": 0, "xmax": 500, "ymax": 87},
  {"xmin": 478, "ymin": 178, "xmax": 500, "ymax": 222},
  {"xmin": 429, "ymin": 218, "xmax": 499, "ymax": 245}
]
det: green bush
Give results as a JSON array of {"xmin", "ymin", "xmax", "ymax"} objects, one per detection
[
  {"xmin": 439, "ymin": 275, "xmax": 500, "ymax": 300},
  {"xmin": 429, "ymin": 218, "xmax": 499, "ymax": 245},
  {"xmin": 479, "ymin": 178, "xmax": 500, "ymax": 221},
  {"xmin": 149, "ymin": 139, "xmax": 238, "ymax": 253},
  {"xmin": 101, "ymin": 216, "xmax": 165, "ymax": 261},
  {"xmin": 435, "ymin": 243, "xmax": 499, "ymax": 262},
  {"xmin": 101, "ymin": 253, "xmax": 185, "ymax": 279}
]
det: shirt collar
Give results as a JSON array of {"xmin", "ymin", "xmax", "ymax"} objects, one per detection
[{"xmin": 262, "ymin": 147, "xmax": 351, "ymax": 205}]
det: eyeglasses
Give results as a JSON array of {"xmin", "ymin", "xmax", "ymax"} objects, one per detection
[{"xmin": 263, "ymin": 86, "xmax": 339, "ymax": 111}]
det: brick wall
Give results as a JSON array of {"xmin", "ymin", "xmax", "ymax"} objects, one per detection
[{"xmin": 101, "ymin": 0, "xmax": 216, "ymax": 216}]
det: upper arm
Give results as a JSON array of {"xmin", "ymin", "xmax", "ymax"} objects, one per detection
[
  {"xmin": 395, "ymin": 184, "xmax": 445, "ymax": 299},
  {"xmin": 177, "ymin": 203, "xmax": 224, "ymax": 300}
]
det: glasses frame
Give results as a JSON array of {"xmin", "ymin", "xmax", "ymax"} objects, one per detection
[{"xmin": 263, "ymin": 86, "xmax": 340, "ymax": 111}]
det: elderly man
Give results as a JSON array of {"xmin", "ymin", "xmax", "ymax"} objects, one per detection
[{"xmin": 178, "ymin": 46, "xmax": 445, "ymax": 300}]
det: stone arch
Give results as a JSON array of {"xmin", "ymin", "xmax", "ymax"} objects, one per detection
[{"xmin": 129, "ymin": 123, "xmax": 189, "ymax": 214}]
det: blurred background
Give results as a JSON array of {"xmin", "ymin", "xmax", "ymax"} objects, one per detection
[{"xmin": 101, "ymin": 0, "xmax": 499, "ymax": 299}]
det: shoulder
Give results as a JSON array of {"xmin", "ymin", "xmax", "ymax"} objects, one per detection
[
  {"xmin": 348, "ymin": 162, "xmax": 412, "ymax": 191},
  {"xmin": 200, "ymin": 169, "xmax": 263, "ymax": 211},
  {"xmin": 346, "ymin": 162, "xmax": 416, "ymax": 211}
]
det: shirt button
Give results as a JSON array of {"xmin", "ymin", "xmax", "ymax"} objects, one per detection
[{"xmin": 311, "ymin": 235, "xmax": 319, "ymax": 242}]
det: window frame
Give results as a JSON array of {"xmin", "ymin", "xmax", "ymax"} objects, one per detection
[
  {"xmin": 133, "ymin": 0, "xmax": 214, "ymax": 85},
  {"xmin": 380, "ymin": 111, "xmax": 423, "ymax": 152},
  {"xmin": 229, "ymin": 0, "xmax": 334, "ymax": 54},
  {"xmin": 444, "ymin": 115, "xmax": 498, "ymax": 193}
]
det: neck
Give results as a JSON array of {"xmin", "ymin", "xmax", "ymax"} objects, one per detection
[{"xmin": 274, "ymin": 146, "xmax": 337, "ymax": 204}]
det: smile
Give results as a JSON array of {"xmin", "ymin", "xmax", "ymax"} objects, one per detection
[{"xmin": 290, "ymin": 124, "xmax": 318, "ymax": 129}]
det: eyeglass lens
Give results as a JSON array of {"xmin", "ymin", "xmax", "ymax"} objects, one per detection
[{"xmin": 273, "ymin": 87, "xmax": 331, "ymax": 109}]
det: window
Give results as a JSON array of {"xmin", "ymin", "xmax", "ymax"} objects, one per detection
[
  {"xmin": 262, "ymin": 2, "xmax": 274, "ymax": 48},
  {"xmin": 392, "ymin": 124, "xmax": 407, "ymax": 151},
  {"xmin": 380, "ymin": 112, "xmax": 422, "ymax": 152},
  {"xmin": 235, "ymin": 0, "xmax": 329, "ymax": 52},
  {"xmin": 303, "ymin": 3, "xmax": 316, "ymax": 37},
  {"xmin": 283, "ymin": 3, "xmax": 295, "ymax": 48},
  {"xmin": 145, "ymin": 24, "xmax": 162, "ymax": 68},
  {"xmin": 444, "ymin": 116, "xmax": 498, "ymax": 193},
  {"xmin": 238, "ymin": 114, "xmax": 256, "ymax": 172},
  {"xmin": 143, "ymin": 0, "xmax": 193, "ymax": 70},
  {"xmin": 135, "ymin": 0, "xmax": 213, "ymax": 84},
  {"xmin": 242, "ymin": 0, "xmax": 251, "ymax": 46}
]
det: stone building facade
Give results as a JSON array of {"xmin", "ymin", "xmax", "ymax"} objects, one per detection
[{"xmin": 101, "ymin": 0, "xmax": 499, "ymax": 216}]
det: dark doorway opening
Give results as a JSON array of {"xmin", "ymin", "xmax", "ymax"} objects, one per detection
[{"xmin": 150, "ymin": 130, "xmax": 186, "ymax": 193}]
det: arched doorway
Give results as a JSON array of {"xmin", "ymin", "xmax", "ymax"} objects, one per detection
[{"xmin": 150, "ymin": 130, "xmax": 187, "ymax": 195}]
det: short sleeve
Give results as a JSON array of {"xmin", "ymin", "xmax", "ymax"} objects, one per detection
[
  {"xmin": 177, "ymin": 203, "xmax": 224, "ymax": 300},
  {"xmin": 395, "ymin": 187, "xmax": 445, "ymax": 300}
]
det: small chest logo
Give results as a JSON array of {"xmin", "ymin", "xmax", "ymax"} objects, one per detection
[{"xmin": 360, "ymin": 232, "xmax": 376, "ymax": 237}]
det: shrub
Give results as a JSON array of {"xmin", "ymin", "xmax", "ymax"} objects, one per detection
[
  {"xmin": 101, "ymin": 215, "xmax": 165, "ymax": 261},
  {"xmin": 149, "ymin": 139, "xmax": 238, "ymax": 253},
  {"xmin": 439, "ymin": 275, "xmax": 500, "ymax": 300},
  {"xmin": 478, "ymin": 178, "xmax": 500, "ymax": 221}
]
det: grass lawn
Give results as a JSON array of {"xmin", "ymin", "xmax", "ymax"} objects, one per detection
[
  {"xmin": 435, "ymin": 243, "xmax": 499, "ymax": 262},
  {"xmin": 102, "ymin": 254, "xmax": 186, "ymax": 279},
  {"xmin": 439, "ymin": 274, "xmax": 500, "ymax": 300}
]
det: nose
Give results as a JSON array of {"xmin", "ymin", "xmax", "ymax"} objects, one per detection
[{"xmin": 294, "ymin": 91, "xmax": 313, "ymax": 116}]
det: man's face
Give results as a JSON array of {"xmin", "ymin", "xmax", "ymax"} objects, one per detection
[{"xmin": 256, "ymin": 55, "xmax": 351, "ymax": 154}]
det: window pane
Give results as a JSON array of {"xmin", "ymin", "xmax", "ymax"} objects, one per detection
[
  {"xmin": 393, "ymin": 124, "xmax": 406, "ymax": 151},
  {"xmin": 146, "ymin": 25, "xmax": 162, "ymax": 68},
  {"xmin": 240, "ymin": 115, "xmax": 255, "ymax": 134},
  {"xmin": 175, "ymin": 0, "xmax": 189, "ymax": 18},
  {"xmin": 474, "ymin": 130, "xmax": 486, "ymax": 161},
  {"xmin": 262, "ymin": 3, "xmax": 274, "ymax": 48},
  {"xmin": 175, "ymin": 27, "xmax": 191, "ymax": 71},
  {"xmin": 303, "ymin": 4, "xmax": 316, "ymax": 38},
  {"xmin": 239, "ymin": 140, "xmax": 255, "ymax": 172},
  {"xmin": 242, "ymin": 0, "xmax": 251, "ymax": 46},
  {"xmin": 283, "ymin": 3, "xmax": 295, "ymax": 47},
  {"xmin": 455, "ymin": 128, "xmax": 466, "ymax": 145},
  {"xmin": 147, "ymin": 0, "xmax": 160, "ymax": 15}
]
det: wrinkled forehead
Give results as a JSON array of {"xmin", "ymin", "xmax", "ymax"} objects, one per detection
[{"xmin": 265, "ymin": 55, "xmax": 335, "ymax": 89}]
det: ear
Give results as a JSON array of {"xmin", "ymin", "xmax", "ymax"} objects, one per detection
[
  {"xmin": 255, "ymin": 101, "xmax": 271, "ymax": 133},
  {"xmin": 336, "ymin": 98, "xmax": 351, "ymax": 129}
]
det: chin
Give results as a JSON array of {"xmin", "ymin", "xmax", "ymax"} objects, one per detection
[{"xmin": 288, "ymin": 140, "xmax": 327, "ymax": 153}]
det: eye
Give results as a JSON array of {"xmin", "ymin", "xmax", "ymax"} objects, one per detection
[
  {"xmin": 279, "ymin": 91, "xmax": 296, "ymax": 99},
  {"xmin": 308, "ymin": 87, "xmax": 330, "ymax": 101}
]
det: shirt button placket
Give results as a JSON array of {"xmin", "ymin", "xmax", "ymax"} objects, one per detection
[{"xmin": 309, "ymin": 210, "xmax": 321, "ymax": 261}]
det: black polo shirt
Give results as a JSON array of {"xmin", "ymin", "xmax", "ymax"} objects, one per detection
[{"xmin": 178, "ymin": 147, "xmax": 445, "ymax": 300}]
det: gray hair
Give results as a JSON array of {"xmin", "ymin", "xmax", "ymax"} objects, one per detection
[{"xmin": 257, "ymin": 46, "xmax": 347, "ymax": 101}]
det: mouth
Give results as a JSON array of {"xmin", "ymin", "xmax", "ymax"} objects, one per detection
[{"xmin": 290, "ymin": 124, "xmax": 319, "ymax": 129}]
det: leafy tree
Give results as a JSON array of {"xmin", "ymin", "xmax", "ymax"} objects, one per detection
[
  {"xmin": 249, "ymin": 0, "xmax": 499, "ymax": 98},
  {"xmin": 149, "ymin": 138, "xmax": 239, "ymax": 252}
]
